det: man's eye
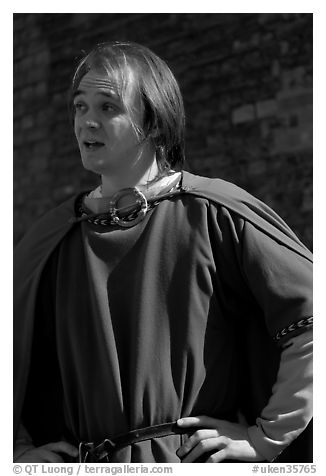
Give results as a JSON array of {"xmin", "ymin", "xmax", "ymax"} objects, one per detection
[
  {"xmin": 73, "ymin": 102, "xmax": 86, "ymax": 112},
  {"xmin": 102, "ymin": 103, "xmax": 118, "ymax": 112}
]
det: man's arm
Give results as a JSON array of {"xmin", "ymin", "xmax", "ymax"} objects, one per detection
[
  {"xmin": 247, "ymin": 328, "xmax": 313, "ymax": 461},
  {"xmin": 14, "ymin": 423, "xmax": 78, "ymax": 463},
  {"xmin": 13, "ymin": 423, "xmax": 35, "ymax": 461},
  {"xmin": 175, "ymin": 329, "xmax": 312, "ymax": 462}
]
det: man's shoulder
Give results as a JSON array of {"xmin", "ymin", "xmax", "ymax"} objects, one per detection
[
  {"xmin": 181, "ymin": 171, "xmax": 259, "ymax": 208},
  {"xmin": 19, "ymin": 194, "xmax": 77, "ymax": 237},
  {"xmin": 181, "ymin": 171, "xmax": 312, "ymax": 261},
  {"xmin": 14, "ymin": 194, "xmax": 79, "ymax": 265}
]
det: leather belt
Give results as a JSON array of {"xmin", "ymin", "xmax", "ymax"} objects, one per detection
[{"xmin": 78, "ymin": 421, "xmax": 187, "ymax": 462}]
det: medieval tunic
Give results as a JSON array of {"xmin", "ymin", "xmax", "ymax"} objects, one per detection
[{"xmin": 14, "ymin": 172, "xmax": 313, "ymax": 462}]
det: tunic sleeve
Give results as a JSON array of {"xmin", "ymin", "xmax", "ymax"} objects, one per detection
[
  {"xmin": 240, "ymin": 219, "xmax": 312, "ymax": 342},
  {"xmin": 13, "ymin": 423, "xmax": 35, "ymax": 461},
  {"xmin": 247, "ymin": 330, "xmax": 313, "ymax": 461}
]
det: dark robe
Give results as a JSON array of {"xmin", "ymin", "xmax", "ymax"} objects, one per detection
[{"xmin": 14, "ymin": 171, "xmax": 313, "ymax": 462}]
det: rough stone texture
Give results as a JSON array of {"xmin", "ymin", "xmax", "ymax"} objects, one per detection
[{"xmin": 13, "ymin": 13, "xmax": 312, "ymax": 249}]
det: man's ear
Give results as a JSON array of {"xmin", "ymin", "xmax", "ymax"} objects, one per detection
[
  {"xmin": 148, "ymin": 121, "xmax": 162, "ymax": 139},
  {"xmin": 150, "ymin": 126, "xmax": 160, "ymax": 138}
]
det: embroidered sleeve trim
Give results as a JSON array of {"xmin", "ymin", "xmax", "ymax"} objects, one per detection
[{"xmin": 273, "ymin": 316, "xmax": 313, "ymax": 342}]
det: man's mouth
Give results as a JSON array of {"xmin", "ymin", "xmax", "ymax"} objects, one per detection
[{"xmin": 83, "ymin": 140, "xmax": 105, "ymax": 150}]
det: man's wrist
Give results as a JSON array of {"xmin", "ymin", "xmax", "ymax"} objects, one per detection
[
  {"xmin": 247, "ymin": 425, "xmax": 288, "ymax": 462},
  {"xmin": 13, "ymin": 442, "xmax": 36, "ymax": 462}
]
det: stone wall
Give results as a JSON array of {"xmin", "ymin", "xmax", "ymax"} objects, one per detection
[{"xmin": 13, "ymin": 13, "xmax": 312, "ymax": 248}]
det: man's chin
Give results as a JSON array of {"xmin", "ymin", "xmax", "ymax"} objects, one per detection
[{"xmin": 81, "ymin": 157, "xmax": 114, "ymax": 175}]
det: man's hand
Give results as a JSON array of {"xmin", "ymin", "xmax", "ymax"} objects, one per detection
[
  {"xmin": 176, "ymin": 415, "xmax": 265, "ymax": 463},
  {"xmin": 14, "ymin": 441, "xmax": 78, "ymax": 463}
]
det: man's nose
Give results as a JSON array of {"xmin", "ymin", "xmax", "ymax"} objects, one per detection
[{"xmin": 85, "ymin": 119, "xmax": 101, "ymax": 129}]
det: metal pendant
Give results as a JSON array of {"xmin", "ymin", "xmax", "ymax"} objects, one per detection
[{"xmin": 109, "ymin": 187, "xmax": 148, "ymax": 228}]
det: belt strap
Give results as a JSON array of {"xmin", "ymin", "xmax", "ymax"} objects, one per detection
[{"xmin": 79, "ymin": 421, "xmax": 186, "ymax": 462}]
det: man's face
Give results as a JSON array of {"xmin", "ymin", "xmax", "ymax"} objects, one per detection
[{"xmin": 73, "ymin": 69, "xmax": 145, "ymax": 177}]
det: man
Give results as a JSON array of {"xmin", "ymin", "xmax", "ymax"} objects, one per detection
[{"xmin": 14, "ymin": 41, "xmax": 312, "ymax": 463}]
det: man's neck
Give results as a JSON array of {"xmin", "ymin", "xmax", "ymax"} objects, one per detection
[
  {"xmin": 100, "ymin": 158, "xmax": 160, "ymax": 197},
  {"xmin": 84, "ymin": 163, "xmax": 181, "ymax": 215}
]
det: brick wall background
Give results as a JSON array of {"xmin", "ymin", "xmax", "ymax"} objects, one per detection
[{"xmin": 13, "ymin": 13, "xmax": 313, "ymax": 248}]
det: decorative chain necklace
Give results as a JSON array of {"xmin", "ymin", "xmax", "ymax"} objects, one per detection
[{"xmin": 75, "ymin": 173, "xmax": 183, "ymax": 228}]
